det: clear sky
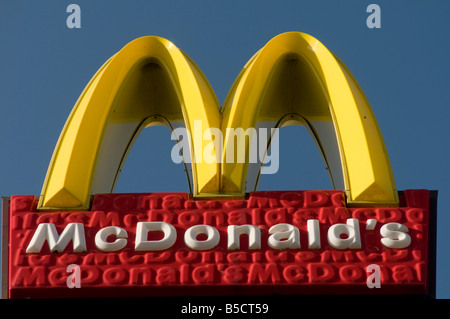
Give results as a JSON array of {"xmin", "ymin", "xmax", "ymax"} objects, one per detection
[{"xmin": 1, "ymin": 0, "xmax": 449, "ymax": 298}]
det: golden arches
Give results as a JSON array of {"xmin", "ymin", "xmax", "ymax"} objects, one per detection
[{"xmin": 39, "ymin": 32, "xmax": 397, "ymax": 210}]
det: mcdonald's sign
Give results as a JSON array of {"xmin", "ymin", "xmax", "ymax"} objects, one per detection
[{"xmin": 1, "ymin": 32, "xmax": 436, "ymax": 299}]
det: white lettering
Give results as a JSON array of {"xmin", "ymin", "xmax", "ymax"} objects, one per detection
[
  {"xmin": 307, "ymin": 219, "xmax": 321, "ymax": 249},
  {"xmin": 66, "ymin": 4, "xmax": 81, "ymax": 29},
  {"xmin": 181, "ymin": 303, "xmax": 215, "ymax": 316},
  {"xmin": 366, "ymin": 218, "xmax": 377, "ymax": 230},
  {"xmin": 225, "ymin": 127, "xmax": 257, "ymax": 164},
  {"xmin": 380, "ymin": 222, "xmax": 411, "ymax": 249},
  {"xmin": 169, "ymin": 122, "xmax": 279, "ymax": 174},
  {"xmin": 327, "ymin": 218, "xmax": 361, "ymax": 249},
  {"xmin": 95, "ymin": 226, "xmax": 128, "ymax": 252},
  {"xmin": 26, "ymin": 223, "xmax": 86, "ymax": 253},
  {"xmin": 227, "ymin": 225, "xmax": 261, "ymax": 250},
  {"xmin": 268, "ymin": 223, "xmax": 301, "ymax": 250},
  {"xmin": 25, "ymin": 219, "xmax": 412, "ymax": 254},
  {"xmin": 259, "ymin": 127, "xmax": 279, "ymax": 175},
  {"xmin": 184, "ymin": 225, "xmax": 220, "ymax": 251},
  {"xmin": 366, "ymin": 4, "xmax": 381, "ymax": 29},
  {"xmin": 203, "ymin": 127, "xmax": 223, "ymax": 164},
  {"xmin": 171, "ymin": 127, "xmax": 191, "ymax": 164},
  {"xmin": 366, "ymin": 264, "xmax": 381, "ymax": 288},
  {"xmin": 135, "ymin": 222, "xmax": 177, "ymax": 251},
  {"xmin": 66, "ymin": 264, "xmax": 81, "ymax": 288}
]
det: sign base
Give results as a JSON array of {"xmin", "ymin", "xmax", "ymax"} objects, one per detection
[{"xmin": 2, "ymin": 190, "xmax": 436, "ymax": 299}]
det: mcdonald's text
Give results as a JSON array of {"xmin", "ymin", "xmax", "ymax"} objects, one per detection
[
  {"xmin": 24, "ymin": 218, "xmax": 411, "ymax": 254},
  {"xmin": 7, "ymin": 190, "xmax": 432, "ymax": 298},
  {"xmin": 3, "ymin": 33, "xmax": 436, "ymax": 299}
]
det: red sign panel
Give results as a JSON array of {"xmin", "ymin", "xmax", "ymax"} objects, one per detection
[{"xmin": 4, "ymin": 190, "xmax": 435, "ymax": 298}]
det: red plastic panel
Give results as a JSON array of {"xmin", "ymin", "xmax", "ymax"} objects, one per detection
[{"xmin": 7, "ymin": 190, "xmax": 432, "ymax": 298}]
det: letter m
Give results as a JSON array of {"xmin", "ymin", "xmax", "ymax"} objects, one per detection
[
  {"xmin": 26, "ymin": 223, "xmax": 87, "ymax": 253},
  {"xmin": 13, "ymin": 267, "xmax": 46, "ymax": 287},
  {"xmin": 88, "ymin": 211, "xmax": 121, "ymax": 228},
  {"xmin": 248, "ymin": 263, "xmax": 280, "ymax": 283}
]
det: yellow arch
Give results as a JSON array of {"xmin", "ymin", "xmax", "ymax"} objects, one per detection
[
  {"xmin": 39, "ymin": 32, "xmax": 398, "ymax": 210},
  {"xmin": 221, "ymin": 32, "xmax": 398, "ymax": 206},
  {"xmin": 39, "ymin": 36, "xmax": 221, "ymax": 210}
]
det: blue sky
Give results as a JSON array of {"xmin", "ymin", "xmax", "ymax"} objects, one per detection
[{"xmin": 1, "ymin": 1, "xmax": 449, "ymax": 298}]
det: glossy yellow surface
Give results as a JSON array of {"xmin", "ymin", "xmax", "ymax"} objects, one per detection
[
  {"xmin": 39, "ymin": 32, "xmax": 397, "ymax": 210},
  {"xmin": 39, "ymin": 36, "xmax": 221, "ymax": 209},
  {"xmin": 221, "ymin": 32, "xmax": 398, "ymax": 206}
]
